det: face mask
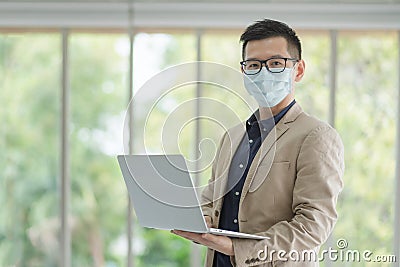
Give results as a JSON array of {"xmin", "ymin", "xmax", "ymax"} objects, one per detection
[{"xmin": 243, "ymin": 67, "xmax": 294, "ymax": 107}]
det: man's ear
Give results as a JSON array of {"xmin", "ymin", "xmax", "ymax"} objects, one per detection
[
  {"xmin": 294, "ymin": 59, "xmax": 305, "ymax": 82},
  {"xmin": 240, "ymin": 65, "xmax": 244, "ymax": 74}
]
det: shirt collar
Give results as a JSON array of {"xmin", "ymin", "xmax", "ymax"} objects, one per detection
[{"xmin": 246, "ymin": 99, "xmax": 296, "ymax": 128}]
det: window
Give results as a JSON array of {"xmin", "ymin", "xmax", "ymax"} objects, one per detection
[
  {"xmin": 333, "ymin": 32, "xmax": 397, "ymax": 265},
  {"xmin": 0, "ymin": 7, "xmax": 399, "ymax": 267},
  {"xmin": 0, "ymin": 33, "xmax": 60, "ymax": 266}
]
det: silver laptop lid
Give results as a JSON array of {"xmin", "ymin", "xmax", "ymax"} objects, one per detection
[{"xmin": 117, "ymin": 154, "xmax": 208, "ymax": 232}]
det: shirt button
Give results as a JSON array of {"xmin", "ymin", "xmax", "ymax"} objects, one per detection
[
  {"xmin": 239, "ymin": 163, "xmax": 244, "ymax": 169},
  {"xmin": 233, "ymin": 219, "xmax": 238, "ymax": 224},
  {"xmin": 235, "ymin": 191, "xmax": 240, "ymax": 196},
  {"xmin": 263, "ymin": 128, "xmax": 267, "ymax": 132},
  {"xmin": 249, "ymin": 139, "xmax": 253, "ymax": 144}
]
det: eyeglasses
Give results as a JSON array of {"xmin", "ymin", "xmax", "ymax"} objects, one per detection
[{"xmin": 240, "ymin": 57, "xmax": 299, "ymax": 75}]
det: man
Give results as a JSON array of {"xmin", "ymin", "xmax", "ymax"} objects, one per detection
[{"xmin": 173, "ymin": 19, "xmax": 344, "ymax": 267}]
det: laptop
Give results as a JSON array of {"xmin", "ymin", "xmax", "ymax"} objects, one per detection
[{"xmin": 117, "ymin": 154, "xmax": 268, "ymax": 240}]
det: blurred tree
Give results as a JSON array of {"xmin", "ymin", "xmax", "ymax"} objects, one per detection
[
  {"xmin": 0, "ymin": 30, "xmax": 397, "ymax": 267},
  {"xmin": 332, "ymin": 32, "xmax": 396, "ymax": 267},
  {"xmin": 0, "ymin": 34, "xmax": 60, "ymax": 266},
  {"xmin": 69, "ymin": 34, "xmax": 128, "ymax": 266}
]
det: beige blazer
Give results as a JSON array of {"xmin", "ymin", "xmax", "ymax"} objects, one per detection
[{"xmin": 201, "ymin": 103, "xmax": 344, "ymax": 267}]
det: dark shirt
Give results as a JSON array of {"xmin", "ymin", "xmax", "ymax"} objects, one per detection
[{"xmin": 213, "ymin": 100, "xmax": 296, "ymax": 267}]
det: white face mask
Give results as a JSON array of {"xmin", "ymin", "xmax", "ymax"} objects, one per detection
[{"xmin": 243, "ymin": 67, "xmax": 294, "ymax": 107}]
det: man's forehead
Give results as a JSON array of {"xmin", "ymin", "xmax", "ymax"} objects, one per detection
[
  {"xmin": 245, "ymin": 38, "xmax": 290, "ymax": 56},
  {"xmin": 247, "ymin": 36, "xmax": 287, "ymax": 47}
]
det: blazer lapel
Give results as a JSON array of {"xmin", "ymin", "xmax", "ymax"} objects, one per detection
[{"xmin": 242, "ymin": 103, "xmax": 303, "ymax": 194}]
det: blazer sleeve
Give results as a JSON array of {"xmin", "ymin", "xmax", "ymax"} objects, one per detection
[{"xmin": 231, "ymin": 125, "xmax": 345, "ymax": 266}]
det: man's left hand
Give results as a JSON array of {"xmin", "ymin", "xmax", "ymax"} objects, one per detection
[{"xmin": 171, "ymin": 230, "xmax": 234, "ymax": 256}]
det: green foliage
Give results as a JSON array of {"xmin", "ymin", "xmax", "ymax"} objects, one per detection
[
  {"xmin": 0, "ymin": 33, "xmax": 60, "ymax": 266},
  {"xmin": 296, "ymin": 33, "xmax": 330, "ymax": 120},
  {"xmin": 136, "ymin": 229, "xmax": 191, "ymax": 267},
  {"xmin": 0, "ymin": 30, "xmax": 398, "ymax": 267},
  {"xmin": 68, "ymin": 34, "xmax": 129, "ymax": 266},
  {"xmin": 332, "ymin": 33, "xmax": 397, "ymax": 265}
]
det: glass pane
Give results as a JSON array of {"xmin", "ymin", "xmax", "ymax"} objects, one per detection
[
  {"xmin": 131, "ymin": 32, "xmax": 197, "ymax": 266},
  {"xmin": 69, "ymin": 34, "xmax": 128, "ymax": 266},
  {"xmin": 132, "ymin": 32, "xmax": 197, "ymax": 160},
  {"xmin": 296, "ymin": 31, "xmax": 330, "ymax": 120},
  {"xmin": 0, "ymin": 33, "xmax": 60, "ymax": 266},
  {"xmin": 133, "ymin": 33, "xmax": 197, "ymax": 91},
  {"xmin": 332, "ymin": 31, "xmax": 397, "ymax": 266},
  {"xmin": 200, "ymin": 32, "xmax": 256, "ymax": 186},
  {"xmin": 202, "ymin": 32, "xmax": 241, "ymax": 69}
]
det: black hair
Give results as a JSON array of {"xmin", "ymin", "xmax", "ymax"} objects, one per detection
[{"xmin": 240, "ymin": 19, "xmax": 302, "ymax": 60}]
